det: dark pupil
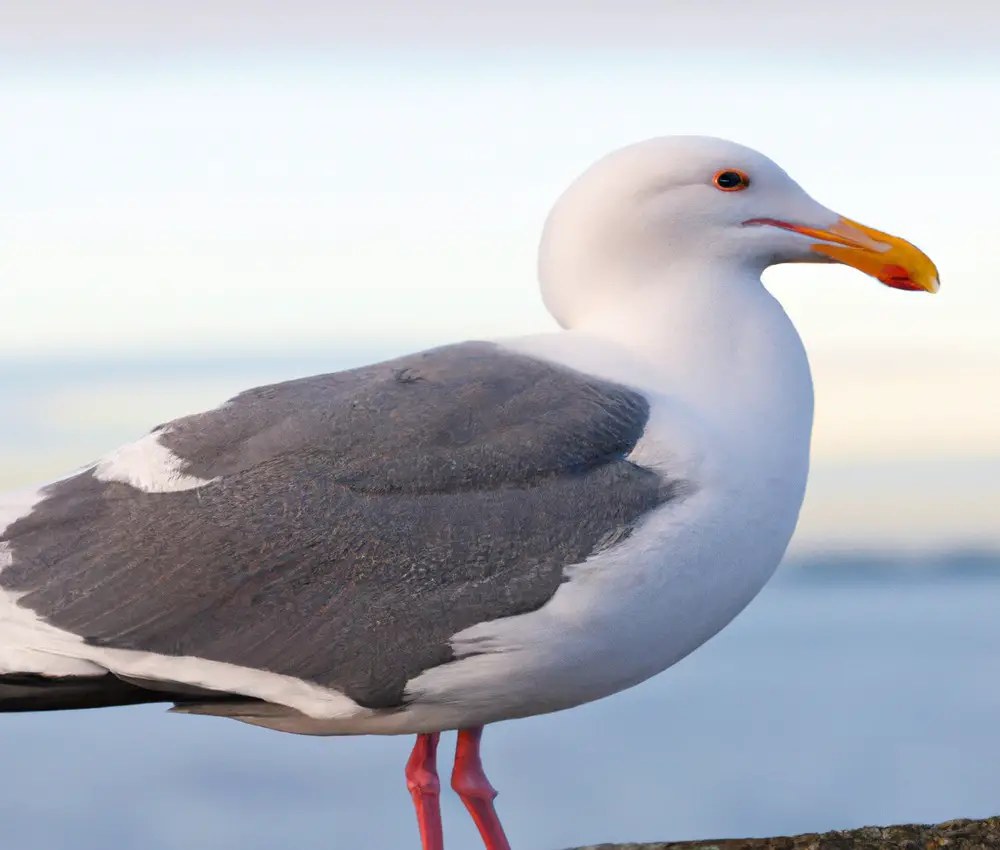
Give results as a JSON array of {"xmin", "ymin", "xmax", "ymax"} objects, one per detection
[{"xmin": 717, "ymin": 171, "xmax": 743, "ymax": 188}]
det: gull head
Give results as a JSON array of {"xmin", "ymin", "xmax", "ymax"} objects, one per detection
[{"xmin": 539, "ymin": 135, "xmax": 939, "ymax": 329}]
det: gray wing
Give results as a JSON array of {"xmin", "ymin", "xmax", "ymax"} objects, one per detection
[{"xmin": 1, "ymin": 341, "xmax": 679, "ymax": 709}]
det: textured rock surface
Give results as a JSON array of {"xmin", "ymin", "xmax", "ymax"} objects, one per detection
[{"xmin": 567, "ymin": 816, "xmax": 1000, "ymax": 850}]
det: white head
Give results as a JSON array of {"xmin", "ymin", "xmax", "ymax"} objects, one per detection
[{"xmin": 539, "ymin": 136, "xmax": 939, "ymax": 329}]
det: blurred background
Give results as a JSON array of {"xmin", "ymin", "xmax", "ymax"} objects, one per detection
[{"xmin": 1, "ymin": 2, "xmax": 999, "ymax": 849}]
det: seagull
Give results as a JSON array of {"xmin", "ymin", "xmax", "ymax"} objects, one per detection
[{"xmin": 0, "ymin": 136, "xmax": 938, "ymax": 850}]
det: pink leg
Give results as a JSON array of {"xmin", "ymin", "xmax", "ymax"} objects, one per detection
[
  {"xmin": 406, "ymin": 732, "xmax": 444, "ymax": 850},
  {"xmin": 451, "ymin": 727, "xmax": 512, "ymax": 850}
]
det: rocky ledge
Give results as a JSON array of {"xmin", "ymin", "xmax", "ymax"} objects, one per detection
[{"xmin": 568, "ymin": 816, "xmax": 1000, "ymax": 850}]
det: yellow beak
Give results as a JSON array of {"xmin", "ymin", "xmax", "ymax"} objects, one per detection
[{"xmin": 745, "ymin": 216, "xmax": 940, "ymax": 293}]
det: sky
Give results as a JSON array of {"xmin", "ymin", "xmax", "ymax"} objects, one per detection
[
  {"xmin": 2, "ymin": 1, "xmax": 999, "ymax": 56},
  {"xmin": 0, "ymin": 3, "xmax": 998, "ymax": 550}
]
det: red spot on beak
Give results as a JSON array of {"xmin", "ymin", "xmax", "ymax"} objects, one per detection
[{"xmin": 878, "ymin": 264, "xmax": 923, "ymax": 292}]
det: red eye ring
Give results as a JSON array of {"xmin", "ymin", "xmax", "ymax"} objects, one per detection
[{"xmin": 713, "ymin": 169, "xmax": 751, "ymax": 192}]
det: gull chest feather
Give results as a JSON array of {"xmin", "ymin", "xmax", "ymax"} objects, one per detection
[{"xmin": 406, "ymin": 399, "xmax": 810, "ymax": 726}]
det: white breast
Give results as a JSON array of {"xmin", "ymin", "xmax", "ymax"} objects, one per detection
[
  {"xmin": 399, "ymin": 409, "xmax": 808, "ymax": 731},
  {"xmin": 394, "ymin": 272, "xmax": 816, "ymax": 733}
]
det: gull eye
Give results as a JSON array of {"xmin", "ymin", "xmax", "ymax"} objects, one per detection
[{"xmin": 713, "ymin": 170, "xmax": 751, "ymax": 192}]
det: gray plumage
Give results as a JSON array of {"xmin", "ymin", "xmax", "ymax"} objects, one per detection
[{"xmin": 1, "ymin": 342, "xmax": 679, "ymax": 711}]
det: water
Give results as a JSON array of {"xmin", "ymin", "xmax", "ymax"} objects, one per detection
[{"xmin": 3, "ymin": 565, "xmax": 999, "ymax": 850}]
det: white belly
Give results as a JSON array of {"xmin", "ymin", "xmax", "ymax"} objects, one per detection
[{"xmin": 395, "ymin": 461, "xmax": 805, "ymax": 733}]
